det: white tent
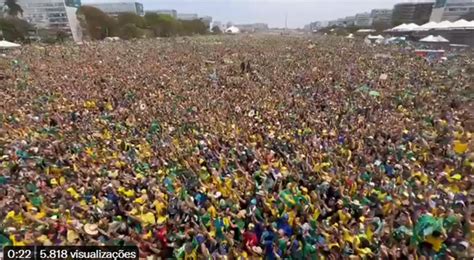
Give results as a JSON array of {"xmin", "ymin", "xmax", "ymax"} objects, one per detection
[
  {"xmin": 389, "ymin": 23, "xmax": 419, "ymax": 32},
  {"xmin": 225, "ymin": 26, "xmax": 240, "ymax": 34},
  {"xmin": 434, "ymin": 35, "xmax": 449, "ymax": 42},
  {"xmin": 448, "ymin": 19, "xmax": 474, "ymax": 30},
  {"xmin": 419, "ymin": 35, "xmax": 449, "ymax": 43},
  {"xmin": 0, "ymin": 40, "xmax": 21, "ymax": 49},
  {"xmin": 367, "ymin": 34, "xmax": 384, "ymax": 40},
  {"xmin": 388, "ymin": 23, "xmax": 408, "ymax": 31},
  {"xmin": 404, "ymin": 23, "xmax": 420, "ymax": 31},
  {"xmin": 435, "ymin": 20, "xmax": 453, "ymax": 30},
  {"xmin": 357, "ymin": 29, "xmax": 375, "ymax": 33},
  {"xmin": 414, "ymin": 21, "xmax": 439, "ymax": 31}
]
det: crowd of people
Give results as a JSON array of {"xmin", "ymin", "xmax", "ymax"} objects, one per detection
[{"xmin": 0, "ymin": 36, "xmax": 472, "ymax": 259}]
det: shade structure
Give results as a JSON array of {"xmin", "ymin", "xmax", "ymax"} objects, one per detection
[
  {"xmin": 389, "ymin": 23, "xmax": 420, "ymax": 32},
  {"xmin": 419, "ymin": 35, "xmax": 449, "ymax": 43},
  {"xmin": 225, "ymin": 26, "xmax": 240, "ymax": 34},
  {"xmin": 0, "ymin": 40, "xmax": 21, "ymax": 49},
  {"xmin": 357, "ymin": 29, "xmax": 375, "ymax": 33},
  {"xmin": 414, "ymin": 22, "xmax": 439, "ymax": 31},
  {"xmin": 434, "ymin": 35, "xmax": 449, "ymax": 42},
  {"xmin": 449, "ymin": 19, "xmax": 474, "ymax": 30},
  {"xmin": 367, "ymin": 34, "xmax": 384, "ymax": 40},
  {"xmin": 435, "ymin": 21, "xmax": 453, "ymax": 30}
]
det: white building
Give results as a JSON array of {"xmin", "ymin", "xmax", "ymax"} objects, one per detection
[
  {"xmin": 177, "ymin": 13, "xmax": 198, "ymax": 20},
  {"xmin": 430, "ymin": 0, "xmax": 474, "ymax": 22},
  {"xmin": 343, "ymin": 16, "xmax": 356, "ymax": 26},
  {"xmin": 371, "ymin": 9, "xmax": 393, "ymax": 25},
  {"xmin": 18, "ymin": 0, "xmax": 83, "ymax": 42},
  {"xmin": 87, "ymin": 2, "xmax": 144, "ymax": 16},
  {"xmin": 355, "ymin": 12, "xmax": 373, "ymax": 27},
  {"xmin": 147, "ymin": 9, "xmax": 177, "ymax": 18}
]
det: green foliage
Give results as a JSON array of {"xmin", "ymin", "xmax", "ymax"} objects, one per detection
[
  {"xmin": 144, "ymin": 13, "xmax": 180, "ymax": 37},
  {"xmin": 76, "ymin": 7, "xmax": 209, "ymax": 40},
  {"xmin": 77, "ymin": 5, "xmax": 118, "ymax": 40},
  {"xmin": 0, "ymin": 17, "xmax": 30, "ymax": 41},
  {"xmin": 4, "ymin": 0, "xmax": 23, "ymax": 17},
  {"xmin": 117, "ymin": 12, "xmax": 145, "ymax": 28},
  {"xmin": 119, "ymin": 23, "xmax": 143, "ymax": 40},
  {"xmin": 179, "ymin": 19, "xmax": 208, "ymax": 36}
]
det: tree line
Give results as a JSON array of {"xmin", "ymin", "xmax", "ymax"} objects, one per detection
[
  {"xmin": 0, "ymin": 0, "xmax": 31, "ymax": 42},
  {"xmin": 78, "ymin": 6, "xmax": 211, "ymax": 40},
  {"xmin": 0, "ymin": 0, "xmax": 215, "ymax": 43}
]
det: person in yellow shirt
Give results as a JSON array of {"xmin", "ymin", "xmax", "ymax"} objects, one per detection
[{"xmin": 5, "ymin": 208, "xmax": 24, "ymax": 225}]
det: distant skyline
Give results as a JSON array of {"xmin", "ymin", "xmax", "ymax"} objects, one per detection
[{"xmin": 82, "ymin": 0, "xmax": 436, "ymax": 28}]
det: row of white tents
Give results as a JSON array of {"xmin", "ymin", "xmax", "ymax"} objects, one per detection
[
  {"xmin": 361, "ymin": 34, "xmax": 450, "ymax": 43},
  {"xmin": 387, "ymin": 19, "xmax": 474, "ymax": 32}
]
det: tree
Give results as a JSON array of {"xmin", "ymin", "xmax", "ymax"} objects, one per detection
[
  {"xmin": 119, "ymin": 23, "xmax": 143, "ymax": 40},
  {"xmin": 4, "ymin": 0, "xmax": 23, "ymax": 17},
  {"xmin": 144, "ymin": 13, "xmax": 180, "ymax": 37},
  {"xmin": 211, "ymin": 25, "xmax": 222, "ymax": 34},
  {"xmin": 77, "ymin": 6, "xmax": 117, "ymax": 40},
  {"xmin": 179, "ymin": 19, "xmax": 208, "ymax": 36},
  {"xmin": 117, "ymin": 12, "xmax": 145, "ymax": 28},
  {"xmin": 0, "ymin": 16, "xmax": 30, "ymax": 41}
]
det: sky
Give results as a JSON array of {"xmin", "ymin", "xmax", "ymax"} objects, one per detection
[{"xmin": 82, "ymin": 0, "xmax": 433, "ymax": 28}]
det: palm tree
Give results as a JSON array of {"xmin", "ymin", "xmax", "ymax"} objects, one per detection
[{"xmin": 4, "ymin": 0, "xmax": 23, "ymax": 17}]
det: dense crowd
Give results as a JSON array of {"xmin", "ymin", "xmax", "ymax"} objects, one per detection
[{"xmin": 0, "ymin": 36, "xmax": 472, "ymax": 259}]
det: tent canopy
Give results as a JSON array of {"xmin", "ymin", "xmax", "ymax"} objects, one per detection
[
  {"xmin": 0, "ymin": 40, "xmax": 21, "ymax": 49},
  {"xmin": 436, "ymin": 20, "xmax": 453, "ymax": 29},
  {"xmin": 367, "ymin": 34, "xmax": 384, "ymax": 40},
  {"xmin": 357, "ymin": 29, "xmax": 375, "ymax": 33},
  {"xmin": 415, "ymin": 21, "xmax": 439, "ymax": 31},
  {"xmin": 389, "ymin": 19, "xmax": 474, "ymax": 32},
  {"xmin": 419, "ymin": 35, "xmax": 449, "ymax": 43},
  {"xmin": 449, "ymin": 19, "xmax": 474, "ymax": 29},
  {"xmin": 225, "ymin": 26, "xmax": 240, "ymax": 34}
]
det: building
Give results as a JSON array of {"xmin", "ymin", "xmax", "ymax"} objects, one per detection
[
  {"xmin": 354, "ymin": 12, "xmax": 373, "ymax": 27},
  {"xmin": 328, "ymin": 20, "xmax": 344, "ymax": 27},
  {"xmin": 18, "ymin": 0, "xmax": 83, "ymax": 42},
  {"xmin": 147, "ymin": 9, "xmax": 177, "ymax": 18},
  {"xmin": 235, "ymin": 23, "xmax": 269, "ymax": 33},
  {"xmin": 371, "ymin": 9, "xmax": 393, "ymax": 25},
  {"xmin": 177, "ymin": 13, "xmax": 198, "ymax": 20},
  {"xmin": 87, "ymin": 2, "xmax": 144, "ymax": 16},
  {"xmin": 308, "ymin": 21, "xmax": 324, "ymax": 31},
  {"xmin": 392, "ymin": 2, "xmax": 434, "ymax": 26},
  {"xmin": 430, "ymin": 0, "xmax": 474, "ymax": 22},
  {"xmin": 199, "ymin": 16, "xmax": 213, "ymax": 29},
  {"xmin": 343, "ymin": 16, "xmax": 356, "ymax": 26}
]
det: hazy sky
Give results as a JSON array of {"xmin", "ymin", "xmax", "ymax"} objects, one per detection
[{"xmin": 82, "ymin": 0, "xmax": 431, "ymax": 28}]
